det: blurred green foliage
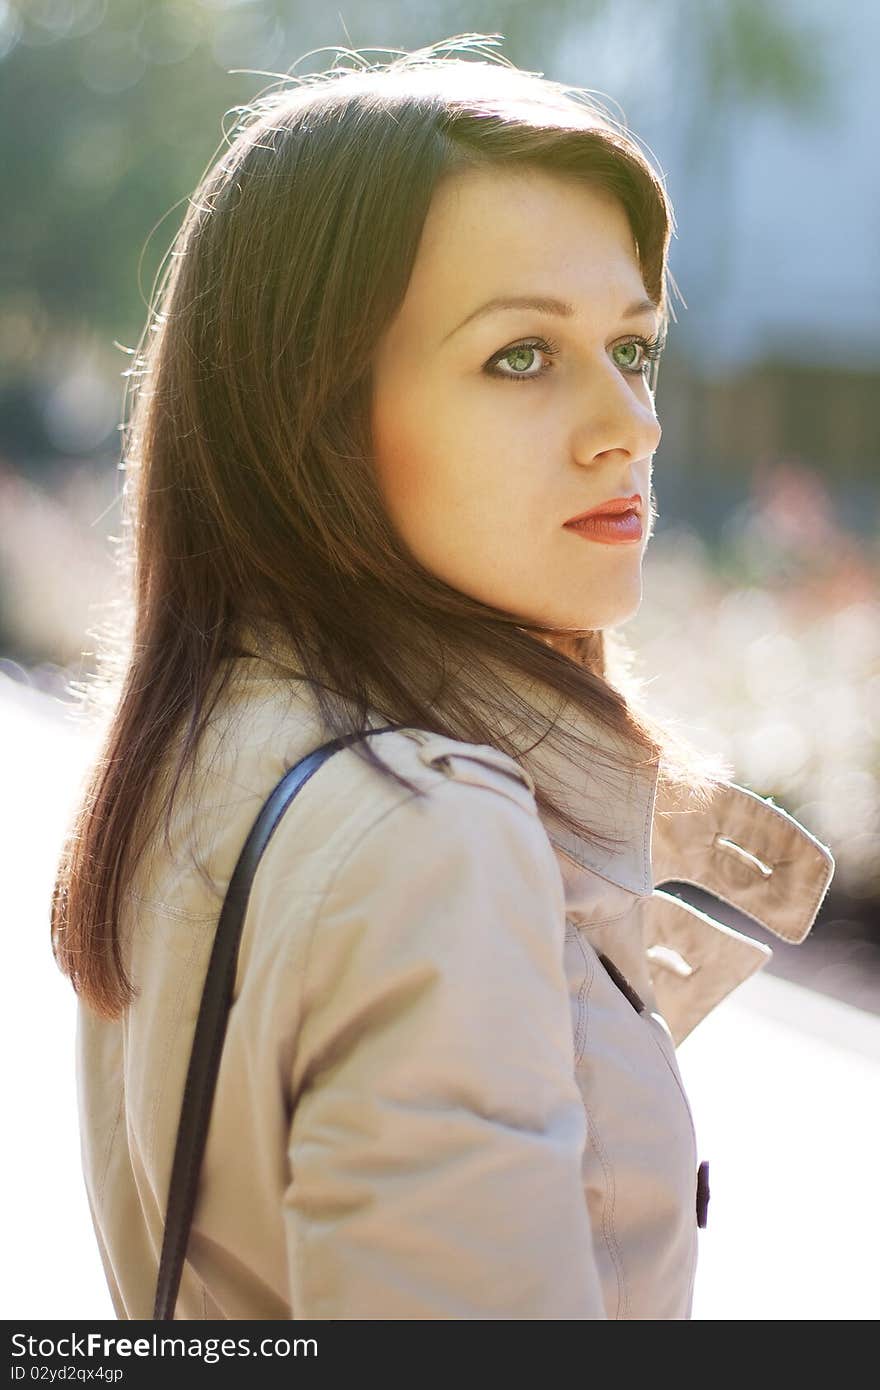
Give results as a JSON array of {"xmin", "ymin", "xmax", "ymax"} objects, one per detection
[{"xmin": 1, "ymin": 0, "xmax": 830, "ymax": 356}]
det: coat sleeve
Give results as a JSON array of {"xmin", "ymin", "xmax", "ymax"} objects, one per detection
[{"xmin": 281, "ymin": 776, "xmax": 607, "ymax": 1319}]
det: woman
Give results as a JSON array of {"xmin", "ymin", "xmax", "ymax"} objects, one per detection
[{"xmin": 52, "ymin": 38, "xmax": 835, "ymax": 1320}]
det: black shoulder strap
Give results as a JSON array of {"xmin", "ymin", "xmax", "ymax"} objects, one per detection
[{"xmin": 153, "ymin": 725, "xmax": 403, "ymax": 1320}]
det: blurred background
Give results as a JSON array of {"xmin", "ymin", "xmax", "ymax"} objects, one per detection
[{"xmin": 1, "ymin": 0, "xmax": 877, "ymax": 1321}]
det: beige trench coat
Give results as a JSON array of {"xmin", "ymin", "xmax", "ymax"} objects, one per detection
[{"xmin": 76, "ymin": 648, "xmax": 834, "ymax": 1320}]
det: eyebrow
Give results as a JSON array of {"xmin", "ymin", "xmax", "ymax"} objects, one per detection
[{"xmin": 442, "ymin": 293, "xmax": 659, "ymax": 343}]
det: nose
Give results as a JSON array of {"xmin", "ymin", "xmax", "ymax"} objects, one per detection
[{"xmin": 571, "ymin": 370, "xmax": 662, "ymax": 466}]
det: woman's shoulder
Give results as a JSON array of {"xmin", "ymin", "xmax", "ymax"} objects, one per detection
[
  {"xmin": 257, "ymin": 722, "xmax": 573, "ymax": 1082},
  {"xmin": 217, "ymin": 654, "xmax": 542, "ymax": 842},
  {"xmin": 247, "ymin": 722, "xmax": 548, "ymax": 910},
  {"xmin": 135, "ymin": 660, "xmax": 551, "ymax": 925},
  {"xmin": 235, "ymin": 721, "xmax": 568, "ymax": 1029}
]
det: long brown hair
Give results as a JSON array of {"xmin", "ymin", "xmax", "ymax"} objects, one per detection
[{"xmin": 52, "ymin": 36, "xmax": 731, "ymax": 1022}]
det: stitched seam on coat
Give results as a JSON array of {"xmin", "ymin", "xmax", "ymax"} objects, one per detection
[
  {"xmin": 126, "ymin": 888, "xmax": 219, "ymax": 923},
  {"xmin": 640, "ymin": 777, "xmax": 652, "ymax": 897},
  {"xmin": 570, "ymin": 926, "xmax": 592, "ymax": 1064},
  {"xmin": 725, "ymin": 784, "xmax": 831, "ymax": 867},
  {"xmin": 570, "ymin": 929, "xmax": 628, "ymax": 1319},
  {"xmin": 553, "ymin": 840, "xmax": 645, "ymax": 904},
  {"xmin": 95, "ymin": 1091, "xmax": 124, "ymax": 1208},
  {"xmin": 663, "ymin": 870, "xmax": 826, "ymax": 942},
  {"xmin": 94, "ymin": 903, "xmax": 206, "ymax": 1208},
  {"xmin": 567, "ymin": 904, "xmax": 637, "ymax": 930},
  {"xmin": 291, "ymin": 786, "xmax": 431, "ymax": 1096},
  {"xmin": 643, "ymin": 1018, "xmax": 698, "ymax": 1156},
  {"xmin": 147, "ymin": 928, "xmax": 210, "ymax": 1172},
  {"xmin": 686, "ymin": 1226, "xmax": 699, "ymax": 1312}
]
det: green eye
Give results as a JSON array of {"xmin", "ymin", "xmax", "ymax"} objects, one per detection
[
  {"xmin": 505, "ymin": 346, "xmax": 538, "ymax": 373},
  {"xmin": 484, "ymin": 336, "xmax": 559, "ymax": 383},
  {"xmin": 614, "ymin": 342, "xmax": 641, "ymax": 370},
  {"xmin": 614, "ymin": 334, "xmax": 666, "ymax": 379}
]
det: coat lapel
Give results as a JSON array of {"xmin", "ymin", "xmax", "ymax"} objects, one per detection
[
  {"xmin": 498, "ymin": 661, "xmax": 835, "ymax": 1045},
  {"xmin": 641, "ymin": 778, "xmax": 835, "ymax": 1042}
]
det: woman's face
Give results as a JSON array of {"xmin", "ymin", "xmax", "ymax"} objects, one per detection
[{"xmin": 370, "ymin": 164, "xmax": 663, "ymax": 634}]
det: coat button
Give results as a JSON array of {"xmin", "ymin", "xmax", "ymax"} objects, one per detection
[{"xmin": 696, "ymin": 1160, "xmax": 710, "ymax": 1228}]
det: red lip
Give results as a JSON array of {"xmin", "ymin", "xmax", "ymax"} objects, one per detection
[{"xmin": 564, "ymin": 493, "xmax": 642, "ymax": 526}]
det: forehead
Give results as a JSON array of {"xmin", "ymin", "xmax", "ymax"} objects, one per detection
[{"xmin": 395, "ymin": 165, "xmax": 646, "ymax": 334}]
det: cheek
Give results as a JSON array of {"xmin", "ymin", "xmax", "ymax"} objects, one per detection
[
  {"xmin": 370, "ymin": 373, "xmax": 553, "ymax": 612},
  {"xmin": 373, "ymin": 383, "xmax": 522, "ymax": 544}
]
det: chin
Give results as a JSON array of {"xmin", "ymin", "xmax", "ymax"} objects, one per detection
[
  {"xmin": 499, "ymin": 574, "xmax": 642, "ymax": 635},
  {"xmin": 551, "ymin": 590, "xmax": 642, "ymax": 632}
]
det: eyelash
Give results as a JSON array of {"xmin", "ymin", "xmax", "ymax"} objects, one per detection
[{"xmin": 483, "ymin": 333, "xmax": 666, "ymax": 384}]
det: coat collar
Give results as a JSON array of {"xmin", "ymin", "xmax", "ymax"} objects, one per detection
[
  {"xmin": 484, "ymin": 658, "xmax": 661, "ymax": 899},
  {"xmin": 493, "ymin": 657, "xmax": 834, "ymax": 941},
  {"xmin": 493, "ymin": 657, "xmax": 835, "ymax": 1045}
]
